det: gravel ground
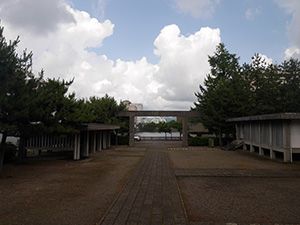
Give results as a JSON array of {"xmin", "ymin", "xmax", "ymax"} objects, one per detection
[
  {"xmin": 169, "ymin": 147, "xmax": 300, "ymax": 224},
  {"xmin": 2, "ymin": 144, "xmax": 300, "ymax": 224},
  {"xmin": 0, "ymin": 146, "xmax": 146, "ymax": 225},
  {"xmin": 169, "ymin": 148, "xmax": 300, "ymax": 170},
  {"xmin": 178, "ymin": 177, "xmax": 300, "ymax": 224}
]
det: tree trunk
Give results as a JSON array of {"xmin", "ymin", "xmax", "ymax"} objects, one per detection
[
  {"xmin": 218, "ymin": 131, "xmax": 223, "ymax": 146},
  {"xmin": 17, "ymin": 136, "xmax": 26, "ymax": 163},
  {"xmin": 0, "ymin": 131, "xmax": 8, "ymax": 175}
]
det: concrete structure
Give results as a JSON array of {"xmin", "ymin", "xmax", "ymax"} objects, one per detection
[
  {"xmin": 117, "ymin": 110, "xmax": 201, "ymax": 147},
  {"xmin": 227, "ymin": 113, "xmax": 300, "ymax": 162},
  {"xmin": 25, "ymin": 123, "xmax": 120, "ymax": 160}
]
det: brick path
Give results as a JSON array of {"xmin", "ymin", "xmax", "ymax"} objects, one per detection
[{"xmin": 98, "ymin": 142, "xmax": 187, "ymax": 225}]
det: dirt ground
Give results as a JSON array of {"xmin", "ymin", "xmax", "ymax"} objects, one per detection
[
  {"xmin": 0, "ymin": 146, "xmax": 146, "ymax": 225},
  {"xmin": 169, "ymin": 147, "xmax": 300, "ymax": 170},
  {"xmin": 2, "ymin": 144, "xmax": 300, "ymax": 224},
  {"xmin": 168, "ymin": 147, "xmax": 300, "ymax": 224}
]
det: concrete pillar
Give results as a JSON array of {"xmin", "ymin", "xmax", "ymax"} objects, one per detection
[
  {"xmin": 98, "ymin": 131, "xmax": 102, "ymax": 151},
  {"xmin": 235, "ymin": 123, "xmax": 239, "ymax": 139},
  {"xmin": 182, "ymin": 117, "xmax": 188, "ymax": 147},
  {"xmin": 92, "ymin": 131, "xmax": 96, "ymax": 154},
  {"xmin": 284, "ymin": 122, "xmax": 291, "ymax": 162},
  {"xmin": 74, "ymin": 133, "xmax": 80, "ymax": 160},
  {"xmin": 259, "ymin": 122, "xmax": 263, "ymax": 156},
  {"xmin": 107, "ymin": 131, "xmax": 111, "ymax": 148},
  {"xmin": 249, "ymin": 123, "xmax": 254, "ymax": 153},
  {"xmin": 103, "ymin": 131, "xmax": 107, "ymax": 149},
  {"xmin": 284, "ymin": 150, "xmax": 291, "ymax": 162},
  {"xmin": 115, "ymin": 130, "xmax": 118, "ymax": 145},
  {"xmin": 73, "ymin": 134, "xmax": 77, "ymax": 160},
  {"xmin": 83, "ymin": 131, "xmax": 89, "ymax": 157},
  {"xmin": 129, "ymin": 116, "xmax": 135, "ymax": 147},
  {"xmin": 270, "ymin": 122, "xmax": 275, "ymax": 159}
]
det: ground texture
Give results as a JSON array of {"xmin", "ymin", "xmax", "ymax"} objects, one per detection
[
  {"xmin": 169, "ymin": 147, "xmax": 300, "ymax": 224},
  {"xmin": 1, "ymin": 143, "xmax": 300, "ymax": 225},
  {"xmin": 0, "ymin": 146, "xmax": 146, "ymax": 225}
]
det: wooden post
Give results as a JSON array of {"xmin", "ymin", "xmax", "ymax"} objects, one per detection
[{"xmin": 129, "ymin": 116, "xmax": 135, "ymax": 147}]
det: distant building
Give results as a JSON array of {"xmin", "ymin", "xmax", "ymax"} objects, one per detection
[
  {"xmin": 122, "ymin": 100, "xmax": 143, "ymax": 111},
  {"xmin": 150, "ymin": 117, "xmax": 167, "ymax": 124},
  {"xmin": 122, "ymin": 100, "xmax": 144, "ymax": 125}
]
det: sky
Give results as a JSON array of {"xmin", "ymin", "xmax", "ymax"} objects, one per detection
[{"xmin": 0, "ymin": 0, "xmax": 300, "ymax": 110}]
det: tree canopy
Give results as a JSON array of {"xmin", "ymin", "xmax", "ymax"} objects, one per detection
[
  {"xmin": 194, "ymin": 43, "xmax": 300, "ymax": 145},
  {"xmin": 0, "ymin": 25, "xmax": 125, "ymax": 173}
]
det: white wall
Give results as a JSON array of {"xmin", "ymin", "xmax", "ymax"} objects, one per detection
[
  {"xmin": 291, "ymin": 120, "xmax": 300, "ymax": 148},
  {"xmin": 0, "ymin": 133, "xmax": 19, "ymax": 145}
]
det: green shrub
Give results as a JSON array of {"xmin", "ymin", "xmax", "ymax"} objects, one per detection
[
  {"xmin": 117, "ymin": 135, "xmax": 129, "ymax": 145},
  {"xmin": 3, "ymin": 143, "xmax": 17, "ymax": 163},
  {"xmin": 213, "ymin": 137, "xmax": 219, "ymax": 146},
  {"xmin": 189, "ymin": 137, "xmax": 209, "ymax": 146},
  {"xmin": 212, "ymin": 137, "xmax": 234, "ymax": 146}
]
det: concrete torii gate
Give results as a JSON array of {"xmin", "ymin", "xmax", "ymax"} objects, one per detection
[{"xmin": 117, "ymin": 110, "xmax": 201, "ymax": 147}]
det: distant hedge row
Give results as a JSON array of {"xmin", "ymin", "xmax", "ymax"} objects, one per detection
[
  {"xmin": 189, "ymin": 137, "xmax": 209, "ymax": 146},
  {"xmin": 189, "ymin": 136, "xmax": 234, "ymax": 146}
]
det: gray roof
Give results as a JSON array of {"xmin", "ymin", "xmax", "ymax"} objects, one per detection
[
  {"xmin": 80, "ymin": 123, "xmax": 120, "ymax": 131},
  {"xmin": 227, "ymin": 113, "xmax": 300, "ymax": 122}
]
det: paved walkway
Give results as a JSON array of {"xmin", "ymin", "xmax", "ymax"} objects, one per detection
[{"xmin": 98, "ymin": 142, "xmax": 187, "ymax": 225}]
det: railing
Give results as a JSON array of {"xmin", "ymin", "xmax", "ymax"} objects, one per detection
[
  {"xmin": 140, "ymin": 136, "xmax": 182, "ymax": 141},
  {"xmin": 26, "ymin": 134, "xmax": 75, "ymax": 150}
]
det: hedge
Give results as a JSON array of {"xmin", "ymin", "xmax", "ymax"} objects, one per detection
[
  {"xmin": 117, "ymin": 135, "xmax": 129, "ymax": 145},
  {"xmin": 189, "ymin": 137, "xmax": 209, "ymax": 146}
]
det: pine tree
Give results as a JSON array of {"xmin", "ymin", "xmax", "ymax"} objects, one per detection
[{"xmin": 194, "ymin": 43, "xmax": 252, "ymax": 145}]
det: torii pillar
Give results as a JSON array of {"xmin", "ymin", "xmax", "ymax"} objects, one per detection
[
  {"xmin": 129, "ymin": 115, "xmax": 135, "ymax": 147},
  {"xmin": 181, "ymin": 117, "xmax": 189, "ymax": 147}
]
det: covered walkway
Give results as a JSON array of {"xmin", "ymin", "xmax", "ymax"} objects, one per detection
[{"xmin": 25, "ymin": 123, "xmax": 120, "ymax": 160}]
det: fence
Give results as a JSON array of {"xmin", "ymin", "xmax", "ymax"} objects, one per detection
[{"xmin": 140, "ymin": 136, "xmax": 182, "ymax": 141}]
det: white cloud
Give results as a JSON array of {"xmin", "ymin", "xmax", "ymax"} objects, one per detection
[
  {"xmin": 172, "ymin": 0, "xmax": 221, "ymax": 18},
  {"xmin": 284, "ymin": 46, "xmax": 300, "ymax": 59},
  {"xmin": 0, "ymin": 0, "xmax": 75, "ymax": 35},
  {"xmin": 245, "ymin": 7, "xmax": 262, "ymax": 21},
  {"xmin": 0, "ymin": 1, "xmax": 221, "ymax": 110},
  {"xmin": 153, "ymin": 24, "xmax": 221, "ymax": 107},
  {"xmin": 92, "ymin": 0, "xmax": 108, "ymax": 21},
  {"xmin": 275, "ymin": 0, "xmax": 300, "ymax": 59}
]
